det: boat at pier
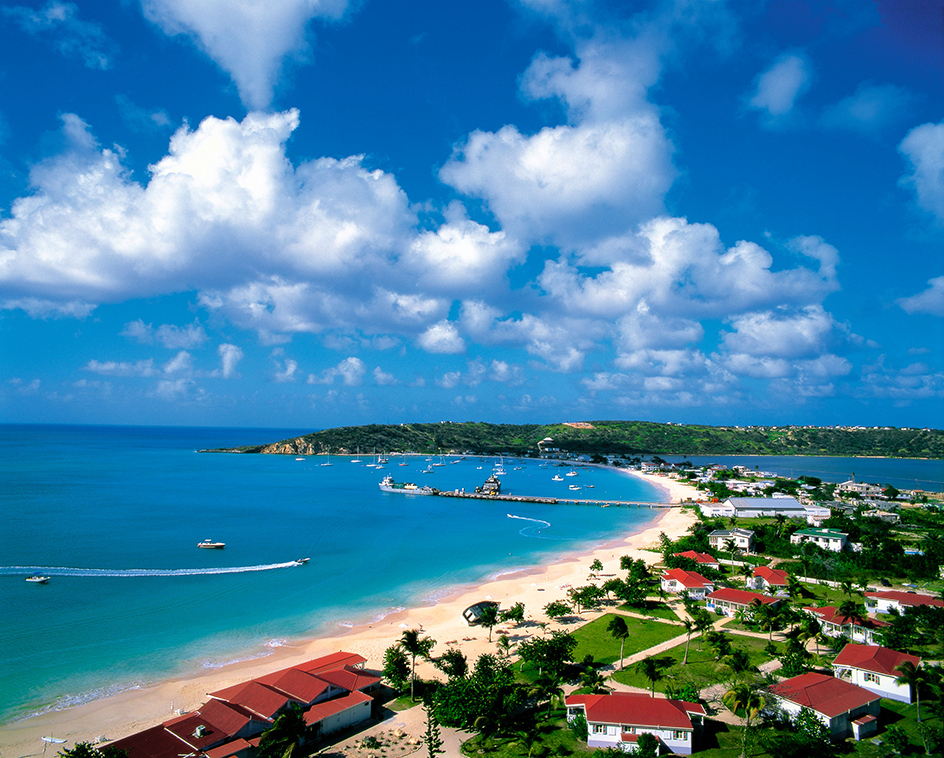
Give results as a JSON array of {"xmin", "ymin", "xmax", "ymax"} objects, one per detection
[{"xmin": 379, "ymin": 474, "xmax": 436, "ymax": 495}]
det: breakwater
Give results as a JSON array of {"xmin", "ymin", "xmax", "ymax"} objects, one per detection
[{"xmin": 435, "ymin": 489, "xmax": 679, "ymax": 508}]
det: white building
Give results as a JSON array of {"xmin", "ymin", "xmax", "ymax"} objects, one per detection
[
  {"xmin": 660, "ymin": 568, "xmax": 715, "ymax": 599},
  {"xmin": 864, "ymin": 590, "xmax": 944, "ymax": 615},
  {"xmin": 566, "ymin": 692, "xmax": 705, "ymax": 755},
  {"xmin": 700, "ymin": 496, "xmax": 829, "ymax": 524},
  {"xmin": 802, "ymin": 606, "xmax": 889, "ymax": 646},
  {"xmin": 832, "ymin": 644, "xmax": 921, "ymax": 704},
  {"xmin": 790, "ymin": 528, "xmax": 849, "ymax": 552},
  {"xmin": 707, "ymin": 528, "xmax": 755, "ymax": 553},
  {"xmin": 767, "ymin": 672, "xmax": 881, "ymax": 741}
]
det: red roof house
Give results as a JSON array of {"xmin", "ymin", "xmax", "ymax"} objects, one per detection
[
  {"xmin": 751, "ymin": 565, "xmax": 789, "ymax": 592},
  {"xmin": 832, "ymin": 644, "xmax": 921, "ymax": 703},
  {"xmin": 660, "ymin": 568, "xmax": 715, "ymax": 597},
  {"xmin": 864, "ymin": 590, "xmax": 944, "ymax": 614},
  {"xmin": 768, "ymin": 672, "xmax": 880, "ymax": 740},
  {"xmin": 705, "ymin": 587, "xmax": 781, "ymax": 616},
  {"xmin": 566, "ymin": 693, "xmax": 705, "ymax": 755},
  {"xmin": 803, "ymin": 605, "xmax": 889, "ymax": 646},
  {"xmin": 673, "ymin": 551, "xmax": 720, "ymax": 570}
]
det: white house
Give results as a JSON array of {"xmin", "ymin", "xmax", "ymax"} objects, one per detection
[
  {"xmin": 672, "ymin": 550, "xmax": 720, "ymax": 571},
  {"xmin": 767, "ymin": 672, "xmax": 881, "ymax": 741},
  {"xmin": 790, "ymin": 528, "xmax": 849, "ymax": 552},
  {"xmin": 832, "ymin": 644, "xmax": 921, "ymax": 704},
  {"xmin": 705, "ymin": 588, "xmax": 781, "ymax": 617},
  {"xmin": 803, "ymin": 606, "xmax": 889, "ymax": 646},
  {"xmin": 660, "ymin": 568, "xmax": 715, "ymax": 599},
  {"xmin": 751, "ymin": 566, "xmax": 789, "ymax": 594},
  {"xmin": 707, "ymin": 528, "xmax": 755, "ymax": 553},
  {"xmin": 701, "ymin": 496, "xmax": 828, "ymax": 524},
  {"xmin": 864, "ymin": 590, "xmax": 944, "ymax": 615},
  {"xmin": 566, "ymin": 692, "xmax": 705, "ymax": 755}
]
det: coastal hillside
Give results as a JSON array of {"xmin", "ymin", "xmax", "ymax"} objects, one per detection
[{"xmin": 208, "ymin": 421, "xmax": 944, "ymax": 458}]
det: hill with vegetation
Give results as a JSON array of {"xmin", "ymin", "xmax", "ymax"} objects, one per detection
[{"xmin": 205, "ymin": 421, "xmax": 944, "ymax": 459}]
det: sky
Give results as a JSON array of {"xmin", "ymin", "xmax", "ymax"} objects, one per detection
[{"xmin": 0, "ymin": 0, "xmax": 942, "ymax": 430}]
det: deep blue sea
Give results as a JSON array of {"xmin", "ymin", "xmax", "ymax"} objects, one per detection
[{"xmin": 0, "ymin": 425, "xmax": 665, "ymax": 726}]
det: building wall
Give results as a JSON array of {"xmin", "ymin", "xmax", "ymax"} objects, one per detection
[
  {"xmin": 835, "ymin": 667, "xmax": 912, "ymax": 704},
  {"xmin": 585, "ymin": 722, "xmax": 693, "ymax": 755},
  {"xmin": 320, "ymin": 699, "xmax": 371, "ymax": 735},
  {"xmin": 774, "ymin": 698, "xmax": 881, "ymax": 740}
]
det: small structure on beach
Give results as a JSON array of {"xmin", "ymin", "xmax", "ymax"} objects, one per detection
[{"xmin": 462, "ymin": 600, "xmax": 499, "ymax": 625}]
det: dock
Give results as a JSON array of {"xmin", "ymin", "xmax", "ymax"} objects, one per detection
[{"xmin": 435, "ymin": 490, "xmax": 678, "ymax": 508}]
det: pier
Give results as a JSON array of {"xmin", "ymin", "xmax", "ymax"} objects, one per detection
[{"xmin": 435, "ymin": 489, "xmax": 678, "ymax": 508}]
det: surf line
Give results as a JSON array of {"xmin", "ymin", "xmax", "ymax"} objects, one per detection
[{"xmin": 1, "ymin": 561, "xmax": 303, "ymax": 577}]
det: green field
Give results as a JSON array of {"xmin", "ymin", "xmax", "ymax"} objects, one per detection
[{"xmin": 570, "ymin": 613, "xmax": 683, "ymax": 667}]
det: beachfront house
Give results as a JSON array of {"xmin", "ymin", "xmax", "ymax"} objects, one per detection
[
  {"xmin": 565, "ymin": 692, "xmax": 705, "ymax": 755},
  {"xmin": 673, "ymin": 550, "xmax": 720, "ymax": 571},
  {"xmin": 831, "ymin": 644, "xmax": 921, "ymax": 703},
  {"xmin": 864, "ymin": 590, "xmax": 944, "ymax": 615},
  {"xmin": 660, "ymin": 568, "xmax": 715, "ymax": 599},
  {"xmin": 750, "ymin": 565, "xmax": 789, "ymax": 594},
  {"xmin": 803, "ymin": 606, "xmax": 889, "ymax": 645},
  {"xmin": 767, "ymin": 672, "xmax": 881, "ymax": 741},
  {"xmin": 705, "ymin": 587, "xmax": 781, "ymax": 618},
  {"xmin": 790, "ymin": 528, "xmax": 849, "ymax": 552},
  {"xmin": 707, "ymin": 528, "xmax": 755, "ymax": 553}
]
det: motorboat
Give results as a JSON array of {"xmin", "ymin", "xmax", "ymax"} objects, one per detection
[
  {"xmin": 566, "ymin": 469, "xmax": 578, "ymax": 477},
  {"xmin": 569, "ymin": 484, "xmax": 581, "ymax": 491},
  {"xmin": 26, "ymin": 575, "xmax": 50, "ymax": 584},
  {"xmin": 294, "ymin": 558, "xmax": 310, "ymax": 565},
  {"xmin": 197, "ymin": 539, "xmax": 225, "ymax": 549},
  {"xmin": 295, "ymin": 457, "xmax": 305, "ymax": 461},
  {"xmin": 552, "ymin": 475, "xmax": 564, "ymax": 482},
  {"xmin": 379, "ymin": 474, "xmax": 435, "ymax": 495}
]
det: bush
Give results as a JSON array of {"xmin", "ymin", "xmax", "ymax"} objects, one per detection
[{"xmin": 569, "ymin": 713, "xmax": 588, "ymax": 741}]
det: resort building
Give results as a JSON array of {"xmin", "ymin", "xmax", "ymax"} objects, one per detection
[
  {"xmin": 803, "ymin": 606, "xmax": 889, "ymax": 646},
  {"xmin": 700, "ymin": 496, "xmax": 830, "ymax": 524},
  {"xmin": 565, "ymin": 692, "xmax": 706, "ymax": 755},
  {"xmin": 864, "ymin": 590, "xmax": 944, "ymax": 615},
  {"xmin": 790, "ymin": 528, "xmax": 849, "ymax": 552},
  {"xmin": 707, "ymin": 528, "xmax": 755, "ymax": 553},
  {"xmin": 767, "ymin": 672, "xmax": 881, "ymax": 741},
  {"xmin": 660, "ymin": 568, "xmax": 715, "ymax": 599},
  {"xmin": 836, "ymin": 480, "xmax": 885, "ymax": 498},
  {"xmin": 672, "ymin": 550, "xmax": 720, "ymax": 571},
  {"xmin": 109, "ymin": 652, "xmax": 378, "ymax": 758},
  {"xmin": 832, "ymin": 644, "xmax": 921, "ymax": 703},
  {"xmin": 705, "ymin": 588, "xmax": 781, "ymax": 617},
  {"xmin": 750, "ymin": 566, "xmax": 789, "ymax": 594}
]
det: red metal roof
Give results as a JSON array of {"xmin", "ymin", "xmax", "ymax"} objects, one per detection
[
  {"xmin": 768, "ymin": 672, "xmax": 880, "ymax": 718},
  {"xmin": 803, "ymin": 606, "xmax": 889, "ymax": 630},
  {"xmin": 565, "ymin": 693, "xmax": 697, "ymax": 730},
  {"xmin": 303, "ymin": 690, "xmax": 372, "ymax": 726},
  {"xmin": 864, "ymin": 591, "xmax": 944, "ymax": 608},
  {"xmin": 294, "ymin": 651, "xmax": 367, "ymax": 674},
  {"xmin": 707, "ymin": 588, "xmax": 780, "ymax": 606},
  {"xmin": 204, "ymin": 738, "xmax": 252, "ymax": 758},
  {"xmin": 673, "ymin": 551, "xmax": 719, "ymax": 566},
  {"xmin": 209, "ymin": 681, "xmax": 299, "ymax": 719},
  {"xmin": 662, "ymin": 568, "xmax": 713, "ymax": 589},
  {"xmin": 110, "ymin": 725, "xmax": 194, "ymax": 758},
  {"xmin": 832, "ymin": 643, "xmax": 920, "ymax": 676},
  {"xmin": 265, "ymin": 668, "xmax": 332, "ymax": 703},
  {"xmin": 315, "ymin": 665, "xmax": 381, "ymax": 693},
  {"xmin": 753, "ymin": 566, "xmax": 788, "ymax": 586}
]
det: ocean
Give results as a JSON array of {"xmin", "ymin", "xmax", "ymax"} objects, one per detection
[{"xmin": 0, "ymin": 425, "xmax": 665, "ymax": 726}]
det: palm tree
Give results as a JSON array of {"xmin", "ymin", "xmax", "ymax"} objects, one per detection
[
  {"xmin": 258, "ymin": 703, "xmax": 310, "ymax": 758},
  {"xmin": 837, "ymin": 599, "xmax": 867, "ymax": 637},
  {"xmin": 580, "ymin": 667, "xmax": 609, "ymax": 693},
  {"xmin": 528, "ymin": 672, "xmax": 565, "ymax": 717},
  {"xmin": 723, "ymin": 683, "xmax": 765, "ymax": 758},
  {"xmin": 478, "ymin": 603, "xmax": 500, "ymax": 643},
  {"xmin": 607, "ymin": 615, "xmax": 630, "ymax": 670},
  {"xmin": 636, "ymin": 657, "xmax": 663, "ymax": 697},
  {"xmin": 400, "ymin": 628, "xmax": 436, "ymax": 701},
  {"xmin": 681, "ymin": 618, "xmax": 695, "ymax": 665},
  {"xmin": 695, "ymin": 610, "xmax": 714, "ymax": 650},
  {"xmin": 895, "ymin": 660, "xmax": 926, "ymax": 723},
  {"xmin": 722, "ymin": 647, "xmax": 754, "ymax": 677},
  {"xmin": 723, "ymin": 538, "xmax": 738, "ymax": 565},
  {"xmin": 753, "ymin": 601, "xmax": 780, "ymax": 642}
]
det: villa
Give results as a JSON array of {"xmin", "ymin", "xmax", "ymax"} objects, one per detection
[
  {"xmin": 767, "ymin": 672, "xmax": 881, "ymax": 741},
  {"xmin": 832, "ymin": 644, "xmax": 921, "ymax": 703},
  {"xmin": 707, "ymin": 528, "xmax": 755, "ymax": 553},
  {"xmin": 790, "ymin": 528, "xmax": 849, "ymax": 552},
  {"xmin": 803, "ymin": 606, "xmax": 889, "ymax": 645},
  {"xmin": 565, "ymin": 692, "xmax": 705, "ymax": 755},
  {"xmin": 673, "ymin": 550, "xmax": 720, "ymax": 571},
  {"xmin": 750, "ymin": 565, "xmax": 789, "ymax": 594},
  {"xmin": 109, "ymin": 652, "xmax": 378, "ymax": 758},
  {"xmin": 660, "ymin": 568, "xmax": 715, "ymax": 598},
  {"xmin": 705, "ymin": 587, "xmax": 781, "ymax": 617},
  {"xmin": 864, "ymin": 590, "xmax": 944, "ymax": 615}
]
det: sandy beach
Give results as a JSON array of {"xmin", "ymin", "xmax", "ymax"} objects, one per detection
[{"xmin": 0, "ymin": 470, "xmax": 700, "ymax": 758}]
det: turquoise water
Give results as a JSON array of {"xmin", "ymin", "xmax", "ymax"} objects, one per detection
[{"xmin": 0, "ymin": 425, "xmax": 664, "ymax": 725}]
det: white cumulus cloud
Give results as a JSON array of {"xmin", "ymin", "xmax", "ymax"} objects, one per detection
[
  {"xmin": 747, "ymin": 52, "xmax": 812, "ymax": 122},
  {"xmin": 418, "ymin": 321, "xmax": 465, "ymax": 354},
  {"xmin": 899, "ymin": 120, "xmax": 944, "ymax": 224},
  {"xmin": 899, "ymin": 276, "xmax": 944, "ymax": 317}
]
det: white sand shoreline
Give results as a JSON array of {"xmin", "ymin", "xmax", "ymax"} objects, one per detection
[{"xmin": 0, "ymin": 468, "xmax": 701, "ymax": 758}]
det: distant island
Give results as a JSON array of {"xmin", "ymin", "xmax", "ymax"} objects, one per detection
[{"xmin": 201, "ymin": 420, "xmax": 944, "ymax": 459}]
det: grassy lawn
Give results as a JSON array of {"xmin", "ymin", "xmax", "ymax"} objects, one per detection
[
  {"xmin": 617, "ymin": 600, "xmax": 681, "ymax": 621},
  {"xmin": 570, "ymin": 613, "xmax": 683, "ymax": 666},
  {"xmin": 850, "ymin": 698, "xmax": 942, "ymax": 757},
  {"xmin": 609, "ymin": 634, "xmax": 778, "ymax": 691},
  {"xmin": 460, "ymin": 712, "xmax": 590, "ymax": 756}
]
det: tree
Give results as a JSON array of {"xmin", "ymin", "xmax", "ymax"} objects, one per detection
[
  {"xmin": 570, "ymin": 713, "xmax": 589, "ymax": 741},
  {"xmin": 883, "ymin": 724, "xmax": 910, "ymax": 755},
  {"xmin": 478, "ymin": 603, "xmax": 500, "ymax": 642},
  {"xmin": 499, "ymin": 601, "xmax": 525, "ymax": 626},
  {"xmin": 528, "ymin": 672, "xmax": 565, "ymax": 717},
  {"xmin": 382, "ymin": 644, "xmax": 411, "ymax": 691},
  {"xmin": 58, "ymin": 745, "xmax": 128, "ymax": 758},
  {"xmin": 722, "ymin": 682, "xmax": 765, "ymax": 758},
  {"xmin": 517, "ymin": 630, "xmax": 577, "ymax": 678},
  {"xmin": 258, "ymin": 703, "xmax": 310, "ymax": 758},
  {"xmin": 722, "ymin": 646, "xmax": 754, "ymax": 677},
  {"xmin": 580, "ymin": 666, "xmax": 609, "ymax": 693},
  {"xmin": 435, "ymin": 647, "xmax": 468, "ymax": 680},
  {"xmin": 895, "ymin": 659, "xmax": 927, "ymax": 723},
  {"xmin": 792, "ymin": 707, "xmax": 831, "ymax": 751},
  {"xmin": 753, "ymin": 601, "xmax": 780, "ymax": 642},
  {"xmin": 694, "ymin": 608, "xmax": 714, "ymax": 649},
  {"xmin": 544, "ymin": 599, "xmax": 571, "ymax": 621},
  {"xmin": 636, "ymin": 657, "xmax": 663, "ymax": 696},
  {"xmin": 400, "ymin": 628, "xmax": 436, "ymax": 701},
  {"xmin": 607, "ymin": 615, "xmax": 630, "ymax": 669},
  {"xmin": 681, "ymin": 618, "xmax": 695, "ymax": 665},
  {"xmin": 635, "ymin": 732, "xmax": 660, "ymax": 758},
  {"xmin": 620, "ymin": 555, "xmax": 633, "ymax": 571},
  {"xmin": 422, "ymin": 700, "xmax": 445, "ymax": 758},
  {"xmin": 590, "ymin": 558, "xmax": 604, "ymax": 576}
]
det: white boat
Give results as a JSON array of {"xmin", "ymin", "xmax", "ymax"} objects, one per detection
[
  {"xmin": 569, "ymin": 484, "xmax": 581, "ymax": 491},
  {"xmin": 26, "ymin": 575, "xmax": 50, "ymax": 584},
  {"xmin": 552, "ymin": 475, "xmax": 564, "ymax": 482},
  {"xmin": 422, "ymin": 465, "xmax": 434, "ymax": 474},
  {"xmin": 379, "ymin": 474, "xmax": 435, "ymax": 495},
  {"xmin": 294, "ymin": 558, "xmax": 310, "ymax": 565},
  {"xmin": 295, "ymin": 457, "xmax": 305, "ymax": 461},
  {"xmin": 197, "ymin": 539, "xmax": 225, "ymax": 549},
  {"xmin": 566, "ymin": 469, "xmax": 578, "ymax": 477}
]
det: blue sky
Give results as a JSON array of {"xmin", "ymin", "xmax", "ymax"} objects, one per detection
[{"xmin": 1, "ymin": 0, "xmax": 942, "ymax": 430}]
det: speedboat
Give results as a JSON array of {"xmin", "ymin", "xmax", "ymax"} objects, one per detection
[
  {"xmin": 26, "ymin": 575, "xmax": 50, "ymax": 584},
  {"xmin": 198, "ymin": 539, "xmax": 225, "ymax": 549},
  {"xmin": 569, "ymin": 484, "xmax": 581, "ymax": 491},
  {"xmin": 552, "ymin": 475, "xmax": 564, "ymax": 482},
  {"xmin": 566, "ymin": 469, "xmax": 578, "ymax": 477},
  {"xmin": 294, "ymin": 558, "xmax": 310, "ymax": 565}
]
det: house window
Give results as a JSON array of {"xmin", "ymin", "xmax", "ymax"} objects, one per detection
[
  {"xmin": 864, "ymin": 672, "xmax": 880, "ymax": 684},
  {"xmin": 622, "ymin": 726, "xmax": 636, "ymax": 734},
  {"xmin": 673, "ymin": 731, "xmax": 687, "ymax": 740},
  {"xmin": 593, "ymin": 724, "xmax": 607, "ymax": 734}
]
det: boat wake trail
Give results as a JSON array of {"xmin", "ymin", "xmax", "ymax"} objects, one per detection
[
  {"xmin": 507, "ymin": 513, "xmax": 552, "ymax": 538},
  {"xmin": 0, "ymin": 562, "xmax": 302, "ymax": 577}
]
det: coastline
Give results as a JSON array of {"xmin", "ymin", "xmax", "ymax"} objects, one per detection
[{"xmin": 0, "ymin": 469, "xmax": 700, "ymax": 758}]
